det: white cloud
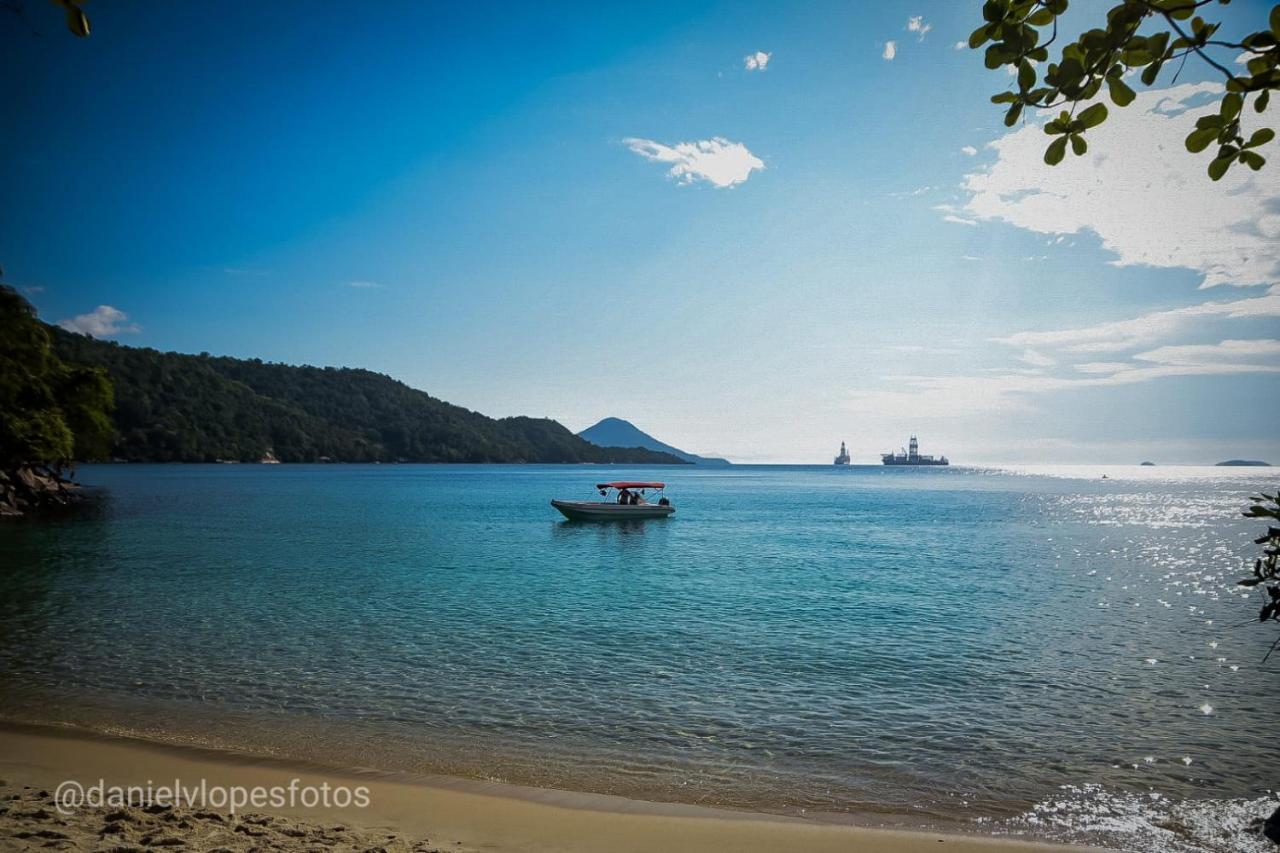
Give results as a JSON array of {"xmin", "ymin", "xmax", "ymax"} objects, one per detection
[
  {"xmin": 849, "ymin": 341, "xmax": 1280, "ymax": 418},
  {"xmin": 889, "ymin": 185, "xmax": 935, "ymax": 198},
  {"xmin": 954, "ymin": 41, "xmax": 967, "ymax": 51},
  {"xmin": 906, "ymin": 16, "xmax": 932, "ymax": 41},
  {"xmin": 58, "ymin": 305, "xmax": 140, "ymax": 338},
  {"xmin": 624, "ymin": 137, "xmax": 764, "ymax": 188},
  {"xmin": 346, "ymin": 280, "xmax": 384, "ymax": 289},
  {"xmin": 882, "ymin": 41, "xmax": 897, "ymax": 61},
  {"xmin": 1074, "ymin": 361, "xmax": 1133, "ymax": 374},
  {"xmin": 961, "ymin": 145, "xmax": 978, "ymax": 156},
  {"xmin": 943, "ymin": 214, "xmax": 977, "ymax": 226},
  {"xmin": 1134, "ymin": 338, "xmax": 1280, "ymax": 365},
  {"xmin": 962, "ymin": 82, "xmax": 1280, "ymax": 289},
  {"xmin": 1019, "ymin": 349, "xmax": 1056, "ymax": 367},
  {"xmin": 996, "ymin": 286, "xmax": 1280, "ymax": 353},
  {"xmin": 744, "ymin": 51, "xmax": 771, "ymax": 71}
]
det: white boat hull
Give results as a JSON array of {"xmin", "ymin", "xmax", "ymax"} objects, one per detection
[{"xmin": 550, "ymin": 500, "xmax": 675, "ymax": 521}]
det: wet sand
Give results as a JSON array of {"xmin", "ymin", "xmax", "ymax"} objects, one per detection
[{"xmin": 0, "ymin": 723, "xmax": 1098, "ymax": 853}]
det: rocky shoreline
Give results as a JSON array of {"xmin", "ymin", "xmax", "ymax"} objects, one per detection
[{"xmin": 0, "ymin": 465, "xmax": 89, "ymax": 518}]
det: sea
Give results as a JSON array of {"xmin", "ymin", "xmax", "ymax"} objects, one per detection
[{"xmin": 1, "ymin": 463, "xmax": 1276, "ymax": 852}]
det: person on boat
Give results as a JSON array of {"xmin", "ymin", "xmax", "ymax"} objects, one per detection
[
  {"xmin": 630, "ymin": 491, "xmax": 642, "ymax": 505},
  {"xmin": 617, "ymin": 488, "xmax": 630, "ymax": 505}
]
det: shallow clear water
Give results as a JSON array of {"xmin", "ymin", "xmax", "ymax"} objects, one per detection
[{"xmin": 1, "ymin": 464, "xmax": 1277, "ymax": 848}]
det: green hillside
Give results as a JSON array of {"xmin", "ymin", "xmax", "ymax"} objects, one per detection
[{"xmin": 49, "ymin": 328, "xmax": 685, "ymax": 465}]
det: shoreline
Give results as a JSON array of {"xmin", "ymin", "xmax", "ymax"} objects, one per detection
[{"xmin": 0, "ymin": 722, "xmax": 1093, "ymax": 852}]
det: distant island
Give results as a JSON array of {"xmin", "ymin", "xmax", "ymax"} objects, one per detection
[
  {"xmin": 577, "ymin": 417, "xmax": 731, "ymax": 466},
  {"xmin": 1215, "ymin": 459, "xmax": 1272, "ymax": 467},
  {"xmin": 49, "ymin": 328, "xmax": 685, "ymax": 465},
  {"xmin": 1140, "ymin": 461, "xmax": 1155, "ymax": 466}
]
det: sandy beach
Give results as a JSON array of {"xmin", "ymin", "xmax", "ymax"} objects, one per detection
[{"xmin": 0, "ymin": 724, "xmax": 1093, "ymax": 853}]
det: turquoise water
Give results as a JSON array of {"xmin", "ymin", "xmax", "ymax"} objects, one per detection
[{"xmin": 1, "ymin": 464, "xmax": 1277, "ymax": 847}]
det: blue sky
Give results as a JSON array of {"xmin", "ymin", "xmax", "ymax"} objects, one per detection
[{"xmin": 3, "ymin": 1, "xmax": 1277, "ymax": 463}]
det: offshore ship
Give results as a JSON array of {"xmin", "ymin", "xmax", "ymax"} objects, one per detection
[
  {"xmin": 834, "ymin": 441, "xmax": 851, "ymax": 465},
  {"xmin": 881, "ymin": 435, "xmax": 948, "ymax": 466}
]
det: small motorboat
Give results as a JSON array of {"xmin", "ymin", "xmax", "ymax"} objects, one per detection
[{"xmin": 551, "ymin": 481, "xmax": 675, "ymax": 521}]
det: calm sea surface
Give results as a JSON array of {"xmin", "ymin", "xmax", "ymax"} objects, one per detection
[{"xmin": 1, "ymin": 464, "xmax": 1277, "ymax": 850}]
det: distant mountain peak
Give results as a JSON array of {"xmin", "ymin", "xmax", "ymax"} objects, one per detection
[{"xmin": 578, "ymin": 418, "xmax": 730, "ymax": 466}]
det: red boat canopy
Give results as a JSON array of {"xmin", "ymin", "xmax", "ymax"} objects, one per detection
[{"xmin": 596, "ymin": 481, "xmax": 665, "ymax": 490}]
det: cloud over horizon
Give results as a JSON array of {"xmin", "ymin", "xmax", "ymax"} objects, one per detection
[
  {"xmin": 58, "ymin": 305, "xmax": 140, "ymax": 338},
  {"xmin": 996, "ymin": 286, "xmax": 1280, "ymax": 353},
  {"xmin": 743, "ymin": 51, "xmax": 770, "ymax": 71},
  {"xmin": 624, "ymin": 137, "xmax": 764, "ymax": 188},
  {"xmin": 848, "ymin": 337, "xmax": 1280, "ymax": 419},
  {"xmin": 882, "ymin": 41, "xmax": 897, "ymax": 61}
]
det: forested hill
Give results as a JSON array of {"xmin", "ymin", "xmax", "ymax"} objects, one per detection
[{"xmin": 49, "ymin": 328, "xmax": 686, "ymax": 465}]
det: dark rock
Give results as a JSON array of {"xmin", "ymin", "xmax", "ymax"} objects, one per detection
[
  {"xmin": 18, "ymin": 807, "xmax": 56, "ymax": 820},
  {"xmin": 141, "ymin": 835, "xmax": 185, "ymax": 847},
  {"xmin": 1264, "ymin": 805, "xmax": 1280, "ymax": 844}
]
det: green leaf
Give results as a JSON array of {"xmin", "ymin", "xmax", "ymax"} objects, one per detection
[
  {"xmin": 1186, "ymin": 127, "xmax": 1217, "ymax": 153},
  {"xmin": 1241, "ymin": 150, "xmax": 1266, "ymax": 171},
  {"xmin": 1070, "ymin": 133, "xmax": 1087, "ymax": 156},
  {"xmin": 1004, "ymin": 102, "xmax": 1024, "ymax": 127},
  {"xmin": 1027, "ymin": 8, "xmax": 1053, "ymax": 26},
  {"xmin": 1256, "ymin": 90, "xmax": 1270, "ymax": 114},
  {"xmin": 1018, "ymin": 59, "xmax": 1036, "ymax": 90},
  {"xmin": 1221, "ymin": 93, "xmax": 1243, "ymax": 120},
  {"xmin": 1208, "ymin": 156, "xmax": 1232, "ymax": 181},
  {"xmin": 1044, "ymin": 136, "xmax": 1068, "ymax": 165},
  {"xmin": 66, "ymin": 5, "xmax": 89, "ymax": 37},
  {"xmin": 1247, "ymin": 128, "xmax": 1276, "ymax": 148},
  {"xmin": 1271, "ymin": 4, "xmax": 1280, "ymax": 37},
  {"xmin": 1107, "ymin": 76, "xmax": 1135, "ymax": 107},
  {"xmin": 969, "ymin": 24, "xmax": 992, "ymax": 49},
  {"xmin": 1078, "ymin": 102, "xmax": 1108, "ymax": 129}
]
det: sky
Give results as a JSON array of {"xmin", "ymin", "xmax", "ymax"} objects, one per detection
[{"xmin": 3, "ymin": 0, "xmax": 1278, "ymax": 464}]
